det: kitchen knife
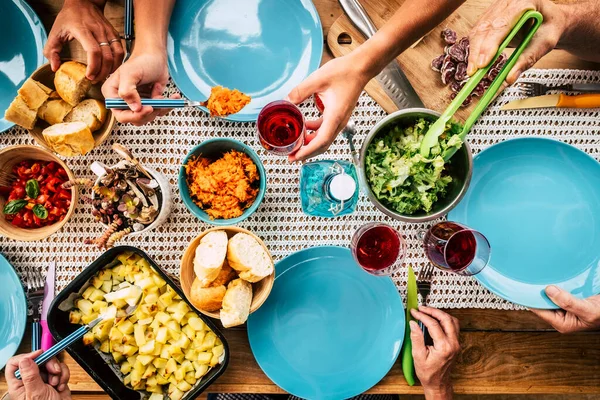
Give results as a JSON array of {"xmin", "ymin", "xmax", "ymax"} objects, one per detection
[
  {"xmin": 501, "ymin": 93, "xmax": 600, "ymax": 110},
  {"xmin": 41, "ymin": 261, "xmax": 56, "ymax": 351},
  {"xmin": 338, "ymin": 0, "xmax": 424, "ymax": 109}
]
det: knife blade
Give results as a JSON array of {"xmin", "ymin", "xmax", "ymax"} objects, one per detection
[
  {"xmin": 501, "ymin": 93, "xmax": 600, "ymax": 110},
  {"xmin": 339, "ymin": 0, "xmax": 424, "ymax": 109},
  {"xmin": 41, "ymin": 261, "xmax": 56, "ymax": 351}
]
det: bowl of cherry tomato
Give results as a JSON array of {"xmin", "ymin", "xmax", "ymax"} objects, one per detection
[{"xmin": 0, "ymin": 145, "xmax": 78, "ymax": 241}]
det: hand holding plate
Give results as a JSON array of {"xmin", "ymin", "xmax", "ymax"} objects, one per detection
[{"xmin": 531, "ymin": 286, "xmax": 600, "ymax": 333}]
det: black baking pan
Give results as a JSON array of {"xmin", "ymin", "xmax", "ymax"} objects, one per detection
[{"xmin": 47, "ymin": 246, "xmax": 229, "ymax": 400}]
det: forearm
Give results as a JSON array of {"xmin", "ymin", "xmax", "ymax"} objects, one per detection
[
  {"xmin": 351, "ymin": 0, "xmax": 466, "ymax": 77},
  {"xmin": 558, "ymin": 1, "xmax": 600, "ymax": 62},
  {"xmin": 133, "ymin": 0, "xmax": 176, "ymax": 53}
]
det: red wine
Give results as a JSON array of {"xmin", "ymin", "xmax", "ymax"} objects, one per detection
[
  {"xmin": 314, "ymin": 94, "xmax": 325, "ymax": 113},
  {"xmin": 424, "ymin": 222, "xmax": 476, "ymax": 271},
  {"xmin": 355, "ymin": 225, "xmax": 401, "ymax": 271},
  {"xmin": 257, "ymin": 101, "xmax": 304, "ymax": 148}
]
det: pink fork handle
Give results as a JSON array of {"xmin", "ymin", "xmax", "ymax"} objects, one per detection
[{"xmin": 41, "ymin": 321, "xmax": 55, "ymax": 351}]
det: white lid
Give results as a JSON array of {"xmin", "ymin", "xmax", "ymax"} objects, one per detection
[{"xmin": 329, "ymin": 173, "xmax": 356, "ymax": 201}]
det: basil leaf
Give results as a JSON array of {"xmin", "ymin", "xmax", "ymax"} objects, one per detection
[
  {"xmin": 3, "ymin": 199, "xmax": 28, "ymax": 215},
  {"xmin": 32, "ymin": 204, "xmax": 48, "ymax": 219},
  {"xmin": 26, "ymin": 179, "xmax": 40, "ymax": 199}
]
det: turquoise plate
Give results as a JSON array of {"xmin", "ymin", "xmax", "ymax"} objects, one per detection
[
  {"xmin": 247, "ymin": 246, "xmax": 405, "ymax": 399},
  {"xmin": 0, "ymin": 254, "xmax": 27, "ymax": 369},
  {"xmin": 449, "ymin": 138, "xmax": 600, "ymax": 309},
  {"xmin": 0, "ymin": 0, "xmax": 47, "ymax": 133},
  {"xmin": 167, "ymin": 0, "xmax": 323, "ymax": 122}
]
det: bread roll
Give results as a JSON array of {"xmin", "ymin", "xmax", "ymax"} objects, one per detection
[
  {"xmin": 227, "ymin": 233, "xmax": 274, "ymax": 283},
  {"xmin": 210, "ymin": 260, "xmax": 238, "ymax": 287},
  {"xmin": 38, "ymin": 99, "xmax": 73, "ymax": 125},
  {"xmin": 220, "ymin": 279, "xmax": 252, "ymax": 328},
  {"xmin": 18, "ymin": 78, "xmax": 51, "ymax": 110},
  {"xmin": 48, "ymin": 91, "xmax": 62, "ymax": 100},
  {"xmin": 193, "ymin": 230, "xmax": 228, "ymax": 287},
  {"xmin": 54, "ymin": 61, "xmax": 91, "ymax": 106},
  {"xmin": 64, "ymin": 98, "xmax": 107, "ymax": 132},
  {"xmin": 42, "ymin": 121, "xmax": 95, "ymax": 156},
  {"xmin": 4, "ymin": 96, "xmax": 37, "ymax": 129},
  {"xmin": 189, "ymin": 278, "xmax": 226, "ymax": 312}
]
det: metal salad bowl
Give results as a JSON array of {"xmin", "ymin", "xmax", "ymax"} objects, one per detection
[{"xmin": 358, "ymin": 108, "xmax": 473, "ymax": 223}]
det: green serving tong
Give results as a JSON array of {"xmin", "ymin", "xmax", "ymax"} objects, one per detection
[{"xmin": 420, "ymin": 10, "xmax": 544, "ymax": 160}]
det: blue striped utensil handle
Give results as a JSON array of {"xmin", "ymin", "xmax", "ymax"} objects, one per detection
[
  {"xmin": 31, "ymin": 320, "xmax": 41, "ymax": 351},
  {"xmin": 15, "ymin": 324, "xmax": 91, "ymax": 379},
  {"xmin": 105, "ymin": 98, "xmax": 187, "ymax": 109}
]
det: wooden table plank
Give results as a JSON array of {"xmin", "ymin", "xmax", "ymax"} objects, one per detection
[{"xmin": 2, "ymin": 316, "xmax": 599, "ymax": 395}]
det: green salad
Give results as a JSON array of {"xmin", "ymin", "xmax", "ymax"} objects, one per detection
[{"xmin": 365, "ymin": 118, "xmax": 463, "ymax": 215}]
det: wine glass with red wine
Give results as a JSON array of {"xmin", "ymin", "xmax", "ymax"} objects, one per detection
[
  {"xmin": 351, "ymin": 223, "xmax": 407, "ymax": 276},
  {"xmin": 257, "ymin": 100, "xmax": 305, "ymax": 156},
  {"xmin": 421, "ymin": 221, "xmax": 491, "ymax": 276}
]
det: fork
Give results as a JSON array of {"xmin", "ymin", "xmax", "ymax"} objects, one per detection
[
  {"xmin": 25, "ymin": 267, "xmax": 45, "ymax": 352},
  {"xmin": 417, "ymin": 264, "xmax": 435, "ymax": 345},
  {"xmin": 515, "ymin": 82, "xmax": 600, "ymax": 97}
]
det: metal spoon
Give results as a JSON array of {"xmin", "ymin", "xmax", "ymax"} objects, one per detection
[{"xmin": 14, "ymin": 292, "xmax": 141, "ymax": 379}]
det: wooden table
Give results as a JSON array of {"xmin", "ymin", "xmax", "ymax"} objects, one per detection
[{"xmin": 2, "ymin": 0, "xmax": 600, "ymax": 398}]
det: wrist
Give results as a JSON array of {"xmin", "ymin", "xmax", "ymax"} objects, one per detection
[
  {"xmin": 423, "ymin": 383, "xmax": 453, "ymax": 400},
  {"xmin": 131, "ymin": 41, "xmax": 167, "ymax": 59},
  {"xmin": 554, "ymin": 3, "xmax": 578, "ymax": 48}
]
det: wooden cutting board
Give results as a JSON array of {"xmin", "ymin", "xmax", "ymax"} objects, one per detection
[{"xmin": 327, "ymin": 0, "xmax": 486, "ymax": 121}]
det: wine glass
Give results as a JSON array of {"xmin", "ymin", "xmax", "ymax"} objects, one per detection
[
  {"xmin": 256, "ymin": 100, "xmax": 305, "ymax": 156},
  {"xmin": 421, "ymin": 221, "xmax": 491, "ymax": 276},
  {"xmin": 351, "ymin": 222, "xmax": 407, "ymax": 276}
]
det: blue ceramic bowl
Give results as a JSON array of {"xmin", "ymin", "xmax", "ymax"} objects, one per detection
[{"xmin": 179, "ymin": 139, "xmax": 266, "ymax": 225}]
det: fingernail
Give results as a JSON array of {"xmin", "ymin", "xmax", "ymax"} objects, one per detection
[
  {"xmin": 58, "ymin": 384, "xmax": 66, "ymax": 392},
  {"xmin": 52, "ymin": 360, "xmax": 59, "ymax": 370},
  {"xmin": 409, "ymin": 320, "xmax": 419, "ymax": 331},
  {"xmin": 19, "ymin": 358, "xmax": 32, "ymax": 368},
  {"xmin": 467, "ymin": 64, "xmax": 475, "ymax": 76},
  {"xmin": 50, "ymin": 375, "xmax": 58, "ymax": 386},
  {"xmin": 410, "ymin": 308, "xmax": 418, "ymax": 316},
  {"xmin": 478, "ymin": 54, "xmax": 487, "ymax": 68},
  {"xmin": 546, "ymin": 285, "xmax": 559, "ymax": 296}
]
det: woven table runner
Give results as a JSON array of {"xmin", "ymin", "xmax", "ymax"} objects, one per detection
[{"xmin": 1, "ymin": 69, "xmax": 599, "ymax": 310}]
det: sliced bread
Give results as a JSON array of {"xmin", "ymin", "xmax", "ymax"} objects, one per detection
[
  {"xmin": 227, "ymin": 232, "xmax": 274, "ymax": 283},
  {"xmin": 42, "ymin": 121, "xmax": 95, "ymax": 156},
  {"xmin": 64, "ymin": 98, "xmax": 107, "ymax": 132},
  {"xmin": 193, "ymin": 230, "xmax": 228, "ymax": 287},
  {"xmin": 54, "ymin": 61, "xmax": 91, "ymax": 106},
  {"xmin": 18, "ymin": 78, "xmax": 51, "ymax": 110},
  {"xmin": 4, "ymin": 96, "xmax": 37, "ymax": 129},
  {"xmin": 189, "ymin": 278, "xmax": 227, "ymax": 312},
  {"xmin": 38, "ymin": 99, "xmax": 73, "ymax": 125},
  {"xmin": 220, "ymin": 279, "xmax": 252, "ymax": 328}
]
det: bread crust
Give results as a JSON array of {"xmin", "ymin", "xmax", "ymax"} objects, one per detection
[
  {"xmin": 54, "ymin": 61, "xmax": 92, "ymax": 106},
  {"xmin": 189, "ymin": 278, "xmax": 226, "ymax": 312}
]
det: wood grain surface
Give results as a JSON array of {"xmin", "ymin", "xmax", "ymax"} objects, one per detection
[
  {"xmin": 3, "ymin": 0, "xmax": 599, "ymax": 398},
  {"xmin": 327, "ymin": 0, "xmax": 600, "ymax": 120}
]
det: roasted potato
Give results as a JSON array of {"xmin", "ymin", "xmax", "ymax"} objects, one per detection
[{"xmin": 71, "ymin": 252, "xmax": 223, "ymax": 397}]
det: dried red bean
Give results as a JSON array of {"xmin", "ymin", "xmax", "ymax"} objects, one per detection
[
  {"xmin": 431, "ymin": 54, "xmax": 445, "ymax": 71},
  {"xmin": 450, "ymin": 80, "xmax": 465, "ymax": 93},
  {"xmin": 462, "ymin": 95, "xmax": 473, "ymax": 107},
  {"xmin": 441, "ymin": 28, "xmax": 457, "ymax": 45},
  {"xmin": 455, "ymin": 62, "xmax": 468, "ymax": 81},
  {"xmin": 473, "ymin": 82, "xmax": 486, "ymax": 97}
]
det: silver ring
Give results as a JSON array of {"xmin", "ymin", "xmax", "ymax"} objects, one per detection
[
  {"xmin": 109, "ymin": 38, "xmax": 121, "ymax": 44},
  {"xmin": 99, "ymin": 42, "xmax": 110, "ymax": 47}
]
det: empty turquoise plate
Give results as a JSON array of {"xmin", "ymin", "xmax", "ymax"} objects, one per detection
[
  {"xmin": 0, "ymin": 0, "xmax": 47, "ymax": 133},
  {"xmin": 0, "ymin": 254, "xmax": 27, "ymax": 369},
  {"xmin": 167, "ymin": 0, "xmax": 323, "ymax": 122},
  {"xmin": 449, "ymin": 138, "xmax": 600, "ymax": 309},
  {"xmin": 247, "ymin": 246, "xmax": 405, "ymax": 399}
]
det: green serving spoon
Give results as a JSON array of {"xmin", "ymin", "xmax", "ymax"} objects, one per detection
[{"xmin": 420, "ymin": 10, "xmax": 544, "ymax": 160}]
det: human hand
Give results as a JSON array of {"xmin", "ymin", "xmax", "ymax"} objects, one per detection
[
  {"xmin": 531, "ymin": 286, "xmax": 600, "ymax": 333},
  {"xmin": 44, "ymin": 0, "xmax": 124, "ymax": 83},
  {"xmin": 466, "ymin": 0, "xmax": 567, "ymax": 84},
  {"xmin": 101, "ymin": 50, "xmax": 180, "ymax": 126},
  {"xmin": 410, "ymin": 306, "xmax": 460, "ymax": 400},
  {"xmin": 286, "ymin": 54, "xmax": 370, "ymax": 162},
  {"xmin": 5, "ymin": 350, "xmax": 71, "ymax": 400}
]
